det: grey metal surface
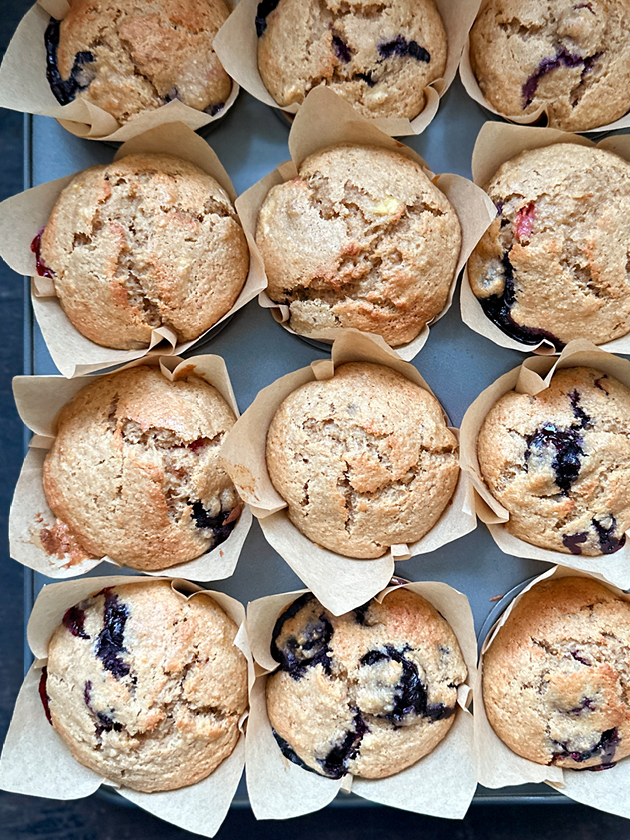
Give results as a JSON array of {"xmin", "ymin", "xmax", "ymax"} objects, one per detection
[{"xmin": 26, "ymin": 79, "xmax": 567, "ymax": 805}]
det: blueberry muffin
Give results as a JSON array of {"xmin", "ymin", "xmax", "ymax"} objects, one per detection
[
  {"xmin": 483, "ymin": 576, "xmax": 630, "ymax": 769},
  {"xmin": 256, "ymin": 0, "xmax": 447, "ymax": 120},
  {"xmin": 35, "ymin": 154, "xmax": 249, "ymax": 350},
  {"xmin": 45, "ymin": 0, "xmax": 232, "ymax": 123},
  {"xmin": 256, "ymin": 144, "xmax": 461, "ymax": 347},
  {"xmin": 42, "ymin": 365, "xmax": 242, "ymax": 571},
  {"xmin": 266, "ymin": 589, "xmax": 467, "ymax": 779},
  {"xmin": 266, "ymin": 363, "xmax": 459, "ymax": 558},
  {"xmin": 477, "ymin": 366, "xmax": 630, "ymax": 556},
  {"xmin": 469, "ymin": 0, "xmax": 630, "ymax": 131},
  {"xmin": 42, "ymin": 580, "xmax": 248, "ymax": 792},
  {"xmin": 468, "ymin": 144, "xmax": 630, "ymax": 349}
]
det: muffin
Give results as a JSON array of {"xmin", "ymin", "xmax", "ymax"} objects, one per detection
[
  {"xmin": 42, "ymin": 580, "xmax": 248, "ymax": 792},
  {"xmin": 45, "ymin": 0, "xmax": 232, "ymax": 123},
  {"xmin": 256, "ymin": 144, "xmax": 462, "ymax": 347},
  {"xmin": 266, "ymin": 362, "xmax": 459, "ymax": 558},
  {"xmin": 469, "ymin": 0, "xmax": 630, "ymax": 131},
  {"xmin": 468, "ymin": 144, "xmax": 630, "ymax": 349},
  {"xmin": 42, "ymin": 365, "xmax": 242, "ymax": 571},
  {"xmin": 477, "ymin": 366, "xmax": 630, "ymax": 556},
  {"xmin": 256, "ymin": 0, "xmax": 447, "ymax": 120},
  {"xmin": 267, "ymin": 589, "xmax": 467, "ymax": 779},
  {"xmin": 35, "ymin": 154, "xmax": 249, "ymax": 350},
  {"xmin": 483, "ymin": 576, "xmax": 630, "ymax": 769}
]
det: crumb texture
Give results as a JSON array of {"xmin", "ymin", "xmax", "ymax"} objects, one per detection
[
  {"xmin": 469, "ymin": 144, "xmax": 630, "ymax": 348},
  {"xmin": 266, "ymin": 362, "xmax": 459, "ymax": 558},
  {"xmin": 470, "ymin": 0, "xmax": 630, "ymax": 131},
  {"xmin": 267, "ymin": 588, "xmax": 467, "ymax": 779},
  {"xmin": 477, "ymin": 366, "xmax": 630, "ymax": 556},
  {"xmin": 40, "ymin": 154, "xmax": 249, "ymax": 350},
  {"xmin": 48, "ymin": 0, "xmax": 231, "ymax": 122},
  {"xmin": 257, "ymin": 144, "xmax": 461, "ymax": 348},
  {"xmin": 46, "ymin": 581, "xmax": 248, "ymax": 792},
  {"xmin": 483, "ymin": 576, "xmax": 630, "ymax": 769},
  {"xmin": 257, "ymin": 0, "xmax": 446, "ymax": 120},
  {"xmin": 43, "ymin": 365, "xmax": 242, "ymax": 571}
]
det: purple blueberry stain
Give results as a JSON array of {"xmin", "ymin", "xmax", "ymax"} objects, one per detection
[
  {"xmin": 318, "ymin": 709, "xmax": 369, "ymax": 779},
  {"xmin": 62, "ymin": 605, "xmax": 89, "ymax": 639},
  {"xmin": 563, "ymin": 532, "xmax": 588, "ymax": 554},
  {"xmin": 525, "ymin": 423, "xmax": 584, "ymax": 494},
  {"xmin": 551, "ymin": 727, "xmax": 620, "ymax": 768},
  {"xmin": 189, "ymin": 500, "xmax": 240, "ymax": 546},
  {"xmin": 39, "ymin": 667, "xmax": 52, "ymax": 725},
  {"xmin": 592, "ymin": 516, "xmax": 626, "ymax": 554},
  {"xmin": 378, "ymin": 35, "xmax": 430, "ymax": 63},
  {"xmin": 44, "ymin": 17, "xmax": 96, "ymax": 106},
  {"xmin": 353, "ymin": 603, "xmax": 371, "ymax": 625},
  {"xmin": 255, "ymin": 0, "xmax": 280, "ymax": 36},
  {"xmin": 204, "ymin": 102, "xmax": 225, "ymax": 117},
  {"xmin": 84, "ymin": 680, "xmax": 122, "ymax": 737},
  {"xmin": 94, "ymin": 588, "xmax": 130, "ymax": 679},
  {"xmin": 570, "ymin": 649, "xmax": 591, "ymax": 666},
  {"xmin": 569, "ymin": 390, "xmax": 590, "ymax": 429},
  {"xmin": 30, "ymin": 229, "xmax": 54, "ymax": 279},
  {"xmin": 272, "ymin": 729, "xmax": 316, "ymax": 773},
  {"xmin": 332, "ymin": 34, "xmax": 352, "ymax": 63},
  {"xmin": 270, "ymin": 594, "xmax": 333, "ymax": 680},
  {"xmin": 522, "ymin": 49, "xmax": 601, "ymax": 108}
]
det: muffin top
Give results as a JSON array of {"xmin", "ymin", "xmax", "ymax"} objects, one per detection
[
  {"xmin": 469, "ymin": 0, "xmax": 630, "ymax": 131},
  {"xmin": 468, "ymin": 144, "xmax": 630, "ymax": 349},
  {"xmin": 44, "ymin": 580, "xmax": 248, "ymax": 792},
  {"xmin": 483, "ymin": 576, "xmax": 630, "ymax": 769},
  {"xmin": 256, "ymin": 0, "xmax": 447, "ymax": 120},
  {"xmin": 266, "ymin": 362, "xmax": 459, "ymax": 558},
  {"xmin": 42, "ymin": 365, "xmax": 242, "ymax": 571},
  {"xmin": 38, "ymin": 154, "xmax": 249, "ymax": 351},
  {"xmin": 477, "ymin": 366, "xmax": 630, "ymax": 556},
  {"xmin": 46, "ymin": 0, "xmax": 232, "ymax": 123},
  {"xmin": 266, "ymin": 588, "xmax": 467, "ymax": 779},
  {"xmin": 256, "ymin": 143, "xmax": 461, "ymax": 347}
]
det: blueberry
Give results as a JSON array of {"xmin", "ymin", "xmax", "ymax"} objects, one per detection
[
  {"xmin": 255, "ymin": 0, "xmax": 280, "ymax": 36},
  {"xmin": 552, "ymin": 727, "xmax": 620, "ymax": 768},
  {"xmin": 189, "ymin": 501, "xmax": 240, "ymax": 546},
  {"xmin": 478, "ymin": 252, "xmax": 564, "ymax": 349},
  {"xmin": 569, "ymin": 390, "xmax": 590, "ymax": 428},
  {"xmin": 522, "ymin": 49, "xmax": 601, "ymax": 107},
  {"xmin": 30, "ymin": 229, "xmax": 54, "ymax": 279},
  {"xmin": 270, "ymin": 594, "xmax": 333, "ymax": 680},
  {"xmin": 204, "ymin": 102, "xmax": 225, "ymax": 117},
  {"xmin": 44, "ymin": 18, "xmax": 95, "ymax": 106},
  {"xmin": 94, "ymin": 589, "xmax": 130, "ymax": 679},
  {"xmin": 332, "ymin": 34, "xmax": 352, "ymax": 63},
  {"xmin": 353, "ymin": 603, "xmax": 371, "ymax": 625},
  {"xmin": 378, "ymin": 35, "xmax": 430, "ymax": 63},
  {"xmin": 526, "ymin": 423, "xmax": 584, "ymax": 494},
  {"xmin": 272, "ymin": 729, "xmax": 316, "ymax": 773},
  {"xmin": 317, "ymin": 709, "xmax": 369, "ymax": 779},
  {"xmin": 38, "ymin": 667, "xmax": 52, "ymax": 725},
  {"xmin": 62, "ymin": 605, "xmax": 89, "ymax": 639},
  {"xmin": 592, "ymin": 516, "xmax": 626, "ymax": 554},
  {"xmin": 83, "ymin": 680, "xmax": 122, "ymax": 736}
]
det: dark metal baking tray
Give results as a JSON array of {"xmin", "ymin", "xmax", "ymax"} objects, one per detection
[{"xmin": 22, "ymin": 78, "xmax": 572, "ymax": 806}]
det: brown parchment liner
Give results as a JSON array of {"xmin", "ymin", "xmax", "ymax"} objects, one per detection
[
  {"xmin": 460, "ymin": 339, "xmax": 630, "ymax": 588},
  {"xmin": 9, "ymin": 353, "xmax": 253, "ymax": 581},
  {"xmin": 475, "ymin": 564, "xmax": 630, "ymax": 817},
  {"xmin": 0, "ymin": 121, "xmax": 266, "ymax": 379},
  {"xmin": 0, "ymin": 575, "xmax": 255, "ymax": 837},
  {"xmin": 236, "ymin": 86, "xmax": 496, "ymax": 362},
  {"xmin": 0, "ymin": 0, "xmax": 239, "ymax": 142},
  {"xmin": 245, "ymin": 579, "xmax": 477, "ymax": 819},
  {"xmin": 459, "ymin": 1, "xmax": 630, "ymax": 135},
  {"xmin": 460, "ymin": 122, "xmax": 630, "ymax": 356},
  {"xmin": 214, "ymin": 0, "xmax": 480, "ymax": 137},
  {"xmin": 220, "ymin": 329, "xmax": 477, "ymax": 616}
]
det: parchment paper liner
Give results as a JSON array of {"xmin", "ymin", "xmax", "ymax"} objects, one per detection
[
  {"xmin": 460, "ymin": 122, "xmax": 630, "ymax": 356},
  {"xmin": 236, "ymin": 86, "xmax": 495, "ymax": 362},
  {"xmin": 10, "ymin": 353, "xmax": 253, "ymax": 581},
  {"xmin": 0, "ymin": 575, "xmax": 255, "ymax": 837},
  {"xmin": 214, "ymin": 0, "xmax": 480, "ymax": 137},
  {"xmin": 0, "ymin": 120, "xmax": 266, "ymax": 379},
  {"xmin": 0, "ymin": 0, "xmax": 239, "ymax": 142},
  {"xmin": 245, "ymin": 579, "xmax": 476, "ymax": 819},
  {"xmin": 220, "ymin": 329, "xmax": 477, "ymax": 615},
  {"xmin": 460, "ymin": 339, "xmax": 630, "ymax": 588},
  {"xmin": 459, "ymin": 1, "xmax": 630, "ymax": 136},
  {"xmin": 475, "ymin": 564, "xmax": 630, "ymax": 817}
]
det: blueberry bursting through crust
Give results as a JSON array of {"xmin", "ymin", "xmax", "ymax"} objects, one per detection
[{"xmin": 44, "ymin": 18, "xmax": 96, "ymax": 106}]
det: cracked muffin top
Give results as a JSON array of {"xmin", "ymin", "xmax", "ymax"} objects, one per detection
[
  {"xmin": 265, "ymin": 362, "xmax": 459, "ymax": 559},
  {"xmin": 37, "ymin": 154, "xmax": 249, "ymax": 351},
  {"xmin": 266, "ymin": 588, "xmax": 467, "ymax": 779},
  {"xmin": 483, "ymin": 576, "xmax": 630, "ymax": 769},
  {"xmin": 469, "ymin": 0, "xmax": 630, "ymax": 131},
  {"xmin": 256, "ymin": 0, "xmax": 447, "ymax": 120},
  {"xmin": 256, "ymin": 143, "xmax": 461, "ymax": 348},
  {"xmin": 477, "ymin": 366, "xmax": 630, "ymax": 556},
  {"xmin": 42, "ymin": 365, "xmax": 242, "ymax": 571},
  {"xmin": 45, "ymin": 0, "xmax": 232, "ymax": 123},
  {"xmin": 468, "ymin": 143, "xmax": 630, "ymax": 349},
  {"xmin": 43, "ymin": 580, "xmax": 248, "ymax": 792}
]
